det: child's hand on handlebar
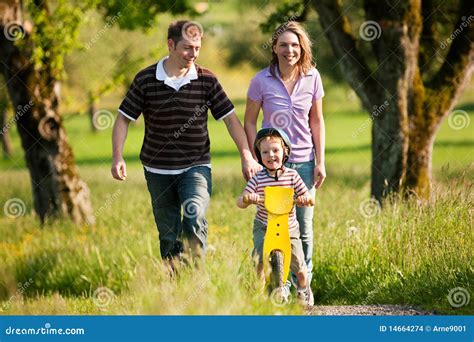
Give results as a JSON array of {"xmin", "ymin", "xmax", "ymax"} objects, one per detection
[
  {"xmin": 296, "ymin": 194, "xmax": 315, "ymax": 207},
  {"xmin": 245, "ymin": 193, "xmax": 261, "ymax": 205}
]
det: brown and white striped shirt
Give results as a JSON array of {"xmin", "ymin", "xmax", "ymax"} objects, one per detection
[{"xmin": 119, "ymin": 60, "xmax": 234, "ymax": 171}]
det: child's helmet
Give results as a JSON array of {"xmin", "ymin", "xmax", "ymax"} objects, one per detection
[{"xmin": 254, "ymin": 128, "xmax": 292, "ymax": 166}]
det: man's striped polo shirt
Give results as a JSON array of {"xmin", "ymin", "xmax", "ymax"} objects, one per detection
[{"xmin": 119, "ymin": 61, "xmax": 234, "ymax": 170}]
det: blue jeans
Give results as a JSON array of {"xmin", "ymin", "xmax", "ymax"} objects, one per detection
[
  {"xmin": 285, "ymin": 160, "xmax": 315, "ymax": 285},
  {"xmin": 144, "ymin": 166, "xmax": 212, "ymax": 259}
]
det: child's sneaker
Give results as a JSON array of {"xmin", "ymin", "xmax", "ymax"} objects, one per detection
[{"xmin": 296, "ymin": 286, "xmax": 311, "ymax": 306}]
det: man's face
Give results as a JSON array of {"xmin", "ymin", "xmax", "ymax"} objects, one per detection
[
  {"xmin": 168, "ymin": 38, "xmax": 201, "ymax": 68},
  {"xmin": 168, "ymin": 31, "xmax": 201, "ymax": 69}
]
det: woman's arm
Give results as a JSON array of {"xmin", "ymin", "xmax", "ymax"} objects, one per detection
[
  {"xmin": 309, "ymin": 98, "xmax": 326, "ymax": 189},
  {"xmin": 244, "ymin": 97, "xmax": 262, "ymax": 160}
]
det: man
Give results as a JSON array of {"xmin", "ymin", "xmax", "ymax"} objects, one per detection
[{"xmin": 111, "ymin": 20, "xmax": 259, "ymax": 265}]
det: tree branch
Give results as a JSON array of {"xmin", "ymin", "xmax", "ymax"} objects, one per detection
[
  {"xmin": 426, "ymin": 0, "xmax": 474, "ymax": 119},
  {"xmin": 311, "ymin": 0, "xmax": 381, "ymax": 111},
  {"xmin": 419, "ymin": 0, "xmax": 441, "ymax": 74}
]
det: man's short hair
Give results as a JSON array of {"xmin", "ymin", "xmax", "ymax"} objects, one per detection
[{"xmin": 168, "ymin": 20, "xmax": 203, "ymax": 45}]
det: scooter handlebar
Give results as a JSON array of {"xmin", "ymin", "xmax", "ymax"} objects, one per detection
[{"xmin": 243, "ymin": 194, "xmax": 315, "ymax": 206}]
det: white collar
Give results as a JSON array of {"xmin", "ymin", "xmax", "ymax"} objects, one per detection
[{"xmin": 156, "ymin": 56, "xmax": 198, "ymax": 90}]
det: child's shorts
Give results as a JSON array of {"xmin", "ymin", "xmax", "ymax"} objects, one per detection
[{"xmin": 252, "ymin": 218, "xmax": 307, "ymax": 275}]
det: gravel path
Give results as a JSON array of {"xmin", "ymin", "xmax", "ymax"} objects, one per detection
[{"xmin": 307, "ymin": 305, "xmax": 435, "ymax": 315}]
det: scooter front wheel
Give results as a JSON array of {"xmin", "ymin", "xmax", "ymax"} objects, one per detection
[{"xmin": 269, "ymin": 250, "xmax": 285, "ymax": 290}]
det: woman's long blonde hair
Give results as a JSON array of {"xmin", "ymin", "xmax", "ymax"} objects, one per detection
[{"xmin": 270, "ymin": 21, "xmax": 314, "ymax": 77}]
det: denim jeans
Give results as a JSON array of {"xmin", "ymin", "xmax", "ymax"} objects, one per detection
[
  {"xmin": 144, "ymin": 166, "xmax": 212, "ymax": 259},
  {"xmin": 285, "ymin": 160, "xmax": 315, "ymax": 284}
]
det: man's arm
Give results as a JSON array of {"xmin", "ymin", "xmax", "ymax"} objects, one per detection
[
  {"xmin": 111, "ymin": 114, "xmax": 131, "ymax": 180},
  {"xmin": 223, "ymin": 112, "xmax": 261, "ymax": 181}
]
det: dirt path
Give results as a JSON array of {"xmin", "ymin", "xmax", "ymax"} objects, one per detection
[{"xmin": 307, "ymin": 305, "xmax": 435, "ymax": 315}]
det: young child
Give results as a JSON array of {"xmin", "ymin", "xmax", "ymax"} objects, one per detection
[{"xmin": 237, "ymin": 128, "xmax": 313, "ymax": 304}]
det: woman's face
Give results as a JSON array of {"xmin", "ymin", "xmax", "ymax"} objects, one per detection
[{"xmin": 273, "ymin": 31, "xmax": 301, "ymax": 68}]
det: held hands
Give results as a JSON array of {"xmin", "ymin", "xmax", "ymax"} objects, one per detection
[{"xmin": 296, "ymin": 194, "xmax": 315, "ymax": 207}]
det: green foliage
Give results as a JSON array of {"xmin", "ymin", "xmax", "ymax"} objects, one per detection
[
  {"xmin": 97, "ymin": 0, "xmax": 192, "ymax": 31},
  {"xmin": 25, "ymin": 0, "xmax": 94, "ymax": 80},
  {"xmin": 21, "ymin": 0, "xmax": 192, "ymax": 82},
  {"xmin": 259, "ymin": 1, "xmax": 306, "ymax": 34},
  {"xmin": 89, "ymin": 47, "xmax": 144, "ymax": 102},
  {"xmin": 221, "ymin": 19, "xmax": 271, "ymax": 69}
]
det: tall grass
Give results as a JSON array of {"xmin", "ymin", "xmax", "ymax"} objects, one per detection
[{"xmin": 0, "ymin": 163, "xmax": 472, "ymax": 315}]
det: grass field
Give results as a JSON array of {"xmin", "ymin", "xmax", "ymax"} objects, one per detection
[{"xmin": 0, "ymin": 87, "xmax": 472, "ymax": 314}]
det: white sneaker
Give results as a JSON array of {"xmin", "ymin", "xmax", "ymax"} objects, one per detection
[{"xmin": 296, "ymin": 286, "xmax": 311, "ymax": 306}]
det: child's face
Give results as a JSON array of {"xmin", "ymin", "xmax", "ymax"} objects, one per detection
[{"xmin": 259, "ymin": 137, "xmax": 285, "ymax": 170}]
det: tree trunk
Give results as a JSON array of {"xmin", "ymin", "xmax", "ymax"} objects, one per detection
[
  {"xmin": 405, "ymin": 130, "xmax": 434, "ymax": 199},
  {"xmin": 0, "ymin": 2, "xmax": 94, "ymax": 225},
  {"xmin": 1, "ymin": 103, "xmax": 13, "ymax": 158},
  {"xmin": 88, "ymin": 91, "xmax": 98, "ymax": 132},
  {"xmin": 371, "ymin": 107, "xmax": 407, "ymax": 200}
]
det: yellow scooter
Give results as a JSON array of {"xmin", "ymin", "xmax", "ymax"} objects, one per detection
[{"xmin": 244, "ymin": 186, "xmax": 314, "ymax": 303}]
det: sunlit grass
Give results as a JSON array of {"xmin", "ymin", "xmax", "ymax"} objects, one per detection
[{"xmin": 0, "ymin": 159, "xmax": 472, "ymax": 315}]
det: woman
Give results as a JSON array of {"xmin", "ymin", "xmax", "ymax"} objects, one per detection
[{"xmin": 244, "ymin": 21, "xmax": 326, "ymax": 305}]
